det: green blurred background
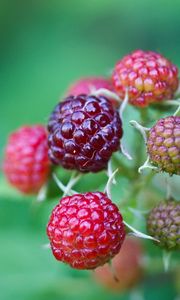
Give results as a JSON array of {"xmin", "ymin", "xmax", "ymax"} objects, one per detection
[{"xmin": 0, "ymin": 0, "xmax": 180, "ymax": 299}]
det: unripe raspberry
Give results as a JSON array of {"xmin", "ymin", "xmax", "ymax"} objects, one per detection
[
  {"xmin": 147, "ymin": 116, "xmax": 180, "ymax": 175},
  {"xmin": 112, "ymin": 50, "xmax": 179, "ymax": 107},
  {"xmin": 94, "ymin": 237, "xmax": 143, "ymax": 292},
  {"xmin": 3, "ymin": 125, "xmax": 50, "ymax": 194},
  {"xmin": 147, "ymin": 200, "xmax": 180, "ymax": 250},
  {"xmin": 47, "ymin": 192, "xmax": 126, "ymax": 270},
  {"xmin": 66, "ymin": 77, "xmax": 118, "ymax": 107},
  {"xmin": 48, "ymin": 95, "xmax": 123, "ymax": 173}
]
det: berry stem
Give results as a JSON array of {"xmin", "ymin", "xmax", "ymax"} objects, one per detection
[
  {"xmin": 104, "ymin": 168, "xmax": 119, "ymax": 199},
  {"xmin": 119, "ymin": 89, "xmax": 129, "ymax": 119},
  {"xmin": 130, "ymin": 120, "xmax": 149, "ymax": 143},
  {"xmin": 62, "ymin": 171, "xmax": 82, "ymax": 197},
  {"xmin": 52, "ymin": 173, "xmax": 78, "ymax": 196},
  {"xmin": 92, "ymin": 88, "xmax": 121, "ymax": 104},
  {"xmin": 162, "ymin": 250, "xmax": 172, "ymax": 272},
  {"xmin": 138, "ymin": 156, "xmax": 158, "ymax": 174},
  {"xmin": 107, "ymin": 159, "xmax": 116, "ymax": 184},
  {"xmin": 37, "ymin": 184, "xmax": 48, "ymax": 202},
  {"xmin": 119, "ymin": 90, "xmax": 133, "ymax": 160}
]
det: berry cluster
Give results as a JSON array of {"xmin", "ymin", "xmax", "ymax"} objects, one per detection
[{"xmin": 2, "ymin": 50, "xmax": 180, "ymax": 287}]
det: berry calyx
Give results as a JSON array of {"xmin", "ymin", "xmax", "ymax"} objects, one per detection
[
  {"xmin": 147, "ymin": 116, "xmax": 180, "ymax": 175},
  {"xmin": 3, "ymin": 125, "xmax": 50, "ymax": 194},
  {"xmin": 94, "ymin": 237, "xmax": 143, "ymax": 291},
  {"xmin": 48, "ymin": 95, "xmax": 123, "ymax": 173},
  {"xmin": 112, "ymin": 50, "xmax": 179, "ymax": 107},
  {"xmin": 47, "ymin": 192, "xmax": 126, "ymax": 270},
  {"xmin": 147, "ymin": 200, "xmax": 180, "ymax": 250}
]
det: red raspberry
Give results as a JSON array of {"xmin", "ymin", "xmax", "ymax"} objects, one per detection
[
  {"xmin": 66, "ymin": 77, "xmax": 118, "ymax": 107},
  {"xmin": 48, "ymin": 95, "xmax": 123, "ymax": 173},
  {"xmin": 94, "ymin": 237, "xmax": 143, "ymax": 291},
  {"xmin": 3, "ymin": 125, "xmax": 50, "ymax": 194},
  {"xmin": 147, "ymin": 116, "xmax": 180, "ymax": 175},
  {"xmin": 47, "ymin": 192, "xmax": 125, "ymax": 270},
  {"xmin": 112, "ymin": 50, "xmax": 179, "ymax": 107}
]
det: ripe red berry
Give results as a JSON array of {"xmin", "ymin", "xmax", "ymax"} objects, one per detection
[
  {"xmin": 3, "ymin": 125, "xmax": 50, "ymax": 194},
  {"xmin": 94, "ymin": 237, "xmax": 143, "ymax": 291},
  {"xmin": 112, "ymin": 50, "xmax": 179, "ymax": 107},
  {"xmin": 147, "ymin": 116, "xmax": 180, "ymax": 175},
  {"xmin": 47, "ymin": 192, "xmax": 125, "ymax": 270},
  {"xmin": 66, "ymin": 77, "xmax": 118, "ymax": 107},
  {"xmin": 48, "ymin": 95, "xmax": 123, "ymax": 173}
]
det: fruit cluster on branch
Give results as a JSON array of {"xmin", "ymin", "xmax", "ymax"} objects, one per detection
[{"xmin": 2, "ymin": 49, "xmax": 180, "ymax": 291}]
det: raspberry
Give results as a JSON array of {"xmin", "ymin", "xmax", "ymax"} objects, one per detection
[
  {"xmin": 147, "ymin": 200, "xmax": 180, "ymax": 250},
  {"xmin": 147, "ymin": 116, "xmax": 180, "ymax": 175},
  {"xmin": 94, "ymin": 237, "xmax": 143, "ymax": 291},
  {"xmin": 47, "ymin": 192, "xmax": 125, "ymax": 270},
  {"xmin": 48, "ymin": 95, "xmax": 123, "ymax": 173},
  {"xmin": 66, "ymin": 77, "xmax": 117, "ymax": 107},
  {"xmin": 112, "ymin": 50, "xmax": 179, "ymax": 107},
  {"xmin": 3, "ymin": 125, "xmax": 50, "ymax": 194},
  {"xmin": 67, "ymin": 77, "xmax": 114, "ymax": 96}
]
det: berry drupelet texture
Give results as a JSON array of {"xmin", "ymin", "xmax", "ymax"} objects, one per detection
[
  {"xmin": 47, "ymin": 192, "xmax": 126, "ymax": 270},
  {"xmin": 3, "ymin": 125, "xmax": 50, "ymax": 194},
  {"xmin": 66, "ymin": 77, "xmax": 118, "ymax": 108},
  {"xmin": 147, "ymin": 200, "xmax": 180, "ymax": 250},
  {"xmin": 48, "ymin": 95, "xmax": 123, "ymax": 173},
  {"xmin": 147, "ymin": 116, "xmax": 180, "ymax": 175},
  {"xmin": 112, "ymin": 50, "xmax": 179, "ymax": 107}
]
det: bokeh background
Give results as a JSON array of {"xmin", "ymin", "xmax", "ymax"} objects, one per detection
[{"xmin": 0, "ymin": 1, "xmax": 180, "ymax": 299}]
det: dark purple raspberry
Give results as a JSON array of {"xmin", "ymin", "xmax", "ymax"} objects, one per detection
[{"xmin": 48, "ymin": 95, "xmax": 123, "ymax": 172}]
